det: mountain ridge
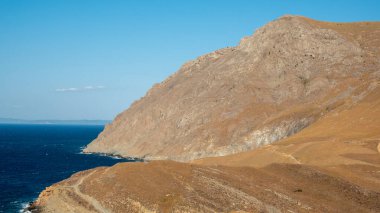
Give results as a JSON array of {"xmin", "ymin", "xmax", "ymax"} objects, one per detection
[{"xmin": 84, "ymin": 15, "xmax": 378, "ymax": 161}]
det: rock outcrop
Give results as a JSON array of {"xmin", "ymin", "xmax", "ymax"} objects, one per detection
[{"xmin": 84, "ymin": 15, "xmax": 379, "ymax": 161}]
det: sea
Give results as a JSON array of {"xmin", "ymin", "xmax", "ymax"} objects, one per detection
[{"xmin": 0, "ymin": 124, "xmax": 133, "ymax": 213}]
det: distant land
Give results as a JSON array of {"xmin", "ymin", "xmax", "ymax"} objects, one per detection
[{"xmin": 0, "ymin": 118, "xmax": 111, "ymax": 125}]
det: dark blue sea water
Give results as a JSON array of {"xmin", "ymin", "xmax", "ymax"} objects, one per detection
[{"xmin": 0, "ymin": 124, "xmax": 132, "ymax": 213}]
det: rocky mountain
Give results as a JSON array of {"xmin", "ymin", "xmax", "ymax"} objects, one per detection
[
  {"xmin": 85, "ymin": 15, "xmax": 379, "ymax": 162},
  {"xmin": 33, "ymin": 15, "xmax": 380, "ymax": 212}
]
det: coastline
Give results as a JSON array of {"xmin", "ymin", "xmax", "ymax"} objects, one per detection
[
  {"xmin": 21, "ymin": 201, "xmax": 39, "ymax": 213},
  {"xmin": 79, "ymin": 147, "xmax": 144, "ymax": 162},
  {"xmin": 21, "ymin": 151, "xmax": 142, "ymax": 213}
]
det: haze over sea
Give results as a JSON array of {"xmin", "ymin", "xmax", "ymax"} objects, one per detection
[{"xmin": 0, "ymin": 124, "xmax": 133, "ymax": 213}]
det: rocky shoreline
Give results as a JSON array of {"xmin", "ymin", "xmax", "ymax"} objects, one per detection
[
  {"xmin": 81, "ymin": 151, "xmax": 144, "ymax": 162},
  {"xmin": 21, "ymin": 201, "xmax": 40, "ymax": 213}
]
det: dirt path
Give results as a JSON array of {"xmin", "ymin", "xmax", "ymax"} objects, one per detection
[
  {"xmin": 266, "ymin": 145, "xmax": 302, "ymax": 164},
  {"xmin": 70, "ymin": 171, "xmax": 110, "ymax": 213}
]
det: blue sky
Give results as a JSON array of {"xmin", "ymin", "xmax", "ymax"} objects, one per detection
[{"xmin": 0, "ymin": 0, "xmax": 379, "ymax": 120}]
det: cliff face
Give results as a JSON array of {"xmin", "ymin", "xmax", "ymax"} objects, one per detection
[{"xmin": 84, "ymin": 15, "xmax": 379, "ymax": 161}]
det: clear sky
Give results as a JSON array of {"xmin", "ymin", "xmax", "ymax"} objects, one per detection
[{"xmin": 1, "ymin": 0, "xmax": 379, "ymax": 120}]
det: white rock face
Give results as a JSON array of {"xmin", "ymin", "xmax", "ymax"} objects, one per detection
[
  {"xmin": 245, "ymin": 118, "xmax": 313, "ymax": 148},
  {"xmin": 84, "ymin": 15, "xmax": 376, "ymax": 161}
]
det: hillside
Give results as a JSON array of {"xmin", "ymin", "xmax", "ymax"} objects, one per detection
[
  {"xmin": 33, "ymin": 15, "xmax": 380, "ymax": 212},
  {"xmin": 84, "ymin": 15, "xmax": 379, "ymax": 161}
]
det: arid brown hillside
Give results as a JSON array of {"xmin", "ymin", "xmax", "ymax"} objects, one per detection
[
  {"xmin": 33, "ymin": 163, "xmax": 380, "ymax": 213},
  {"xmin": 84, "ymin": 15, "xmax": 380, "ymax": 161},
  {"xmin": 34, "ymin": 86, "xmax": 380, "ymax": 212},
  {"xmin": 31, "ymin": 90, "xmax": 380, "ymax": 212},
  {"xmin": 196, "ymin": 85, "xmax": 380, "ymax": 191},
  {"xmin": 33, "ymin": 16, "xmax": 380, "ymax": 213},
  {"xmin": 31, "ymin": 77, "xmax": 380, "ymax": 212}
]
